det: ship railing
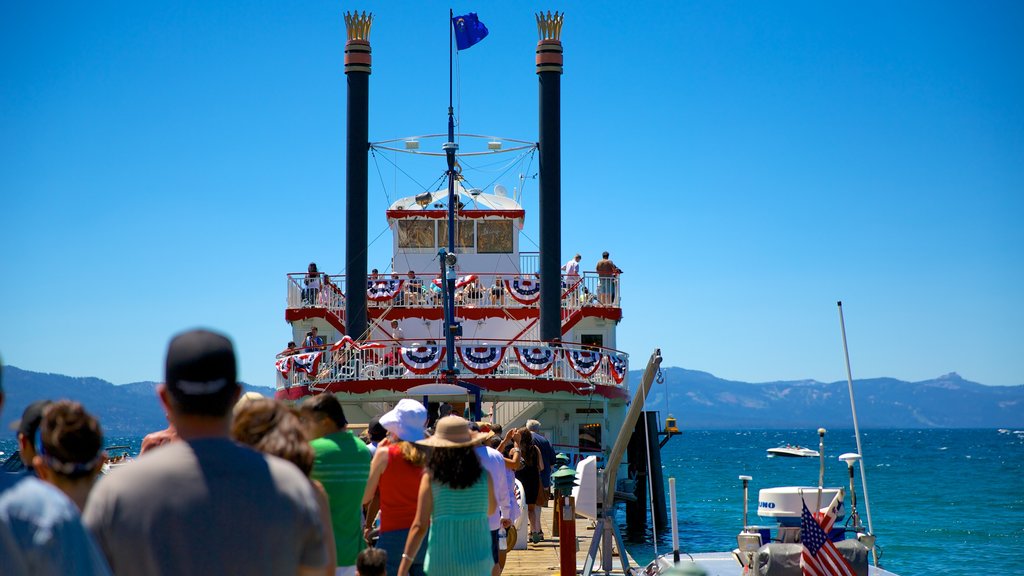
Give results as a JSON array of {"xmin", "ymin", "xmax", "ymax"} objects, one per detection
[
  {"xmin": 275, "ymin": 338, "xmax": 629, "ymax": 393},
  {"xmin": 286, "ymin": 271, "xmax": 620, "ymax": 313}
]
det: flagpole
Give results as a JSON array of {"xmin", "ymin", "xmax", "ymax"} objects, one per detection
[{"xmin": 441, "ymin": 9, "xmax": 461, "ymax": 408}]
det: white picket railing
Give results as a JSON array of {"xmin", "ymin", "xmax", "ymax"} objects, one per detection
[
  {"xmin": 286, "ymin": 271, "xmax": 620, "ymax": 313},
  {"xmin": 275, "ymin": 338, "xmax": 628, "ymax": 394}
]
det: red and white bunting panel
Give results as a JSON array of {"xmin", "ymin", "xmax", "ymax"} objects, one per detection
[
  {"xmin": 275, "ymin": 356, "xmax": 292, "ymax": 379},
  {"xmin": 607, "ymin": 353, "xmax": 628, "ymax": 384},
  {"xmin": 330, "ymin": 337, "xmax": 388, "ymax": 352},
  {"xmin": 329, "ymin": 335, "xmax": 357, "ymax": 351},
  {"xmin": 399, "ymin": 344, "xmax": 446, "ymax": 375},
  {"xmin": 566, "ymin": 348, "xmax": 604, "ymax": 378},
  {"xmin": 513, "ymin": 345, "xmax": 559, "ymax": 376},
  {"xmin": 505, "ymin": 277, "xmax": 540, "ymax": 305},
  {"xmin": 432, "ymin": 274, "xmax": 478, "ymax": 289},
  {"xmin": 457, "ymin": 344, "xmax": 506, "ymax": 375},
  {"xmin": 367, "ymin": 279, "xmax": 404, "ymax": 302},
  {"xmin": 292, "ymin": 352, "xmax": 322, "ymax": 375}
]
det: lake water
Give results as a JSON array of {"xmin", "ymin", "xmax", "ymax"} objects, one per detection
[
  {"xmin": 615, "ymin": 428, "xmax": 1024, "ymax": 576},
  {"xmin": 4, "ymin": 428, "xmax": 1021, "ymax": 576}
]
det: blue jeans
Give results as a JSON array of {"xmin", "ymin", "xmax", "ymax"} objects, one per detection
[{"xmin": 376, "ymin": 528, "xmax": 426, "ymax": 576}]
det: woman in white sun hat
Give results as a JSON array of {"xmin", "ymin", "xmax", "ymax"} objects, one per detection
[
  {"xmin": 397, "ymin": 415, "xmax": 495, "ymax": 576},
  {"xmin": 362, "ymin": 399, "xmax": 428, "ymax": 576}
]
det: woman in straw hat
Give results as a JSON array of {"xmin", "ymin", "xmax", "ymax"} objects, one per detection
[
  {"xmin": 362, "ymin": 399, "xmax": 428, "ymax": 576},
  {"xmin": 397, "ymin": 416, "xmax": 495, "ymax": 576}
]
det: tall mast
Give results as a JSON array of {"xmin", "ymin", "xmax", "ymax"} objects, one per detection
[
  {"xmin": 537, "ymin": 11, "xmax": 564, "ymax": 343},
  {"xmin": 343, "ymin": 11, "xmax": 372, "ymax": 341},
  {"xmin": 440, "ymin": 10, "xmax": 463, "ymax": 394}
]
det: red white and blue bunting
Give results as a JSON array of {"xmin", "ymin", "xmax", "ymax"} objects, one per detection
[
  {"xmin": 292, "ymin": 352, "xmax": 322, "ymax": 375},
  {"xmin": 513, "ymin": 345, "xmax": 559, "ymax": 376},
  {"xmin": 607, "ymin": 353, "xmax": 628, "ymax": 384},
  {"xmin": 275, "ymin": 356, "xmax": 293, "ymax": 379},
  {"xmin": 505, "ymin": 277, "xmax": 541, "ymax": 305},
  {"xmin": 367, "ymin": 279, "xmax": 404, "ymax": 302},
  {"xmin": 330, "ymin": 336, "xmax": 388, "ymax": 352},
  {"xmin": 457, "ymin": 345, "xmax": 506, "ymax": 375},
  {"xmin": 432, "ymin": 274, "xmax": 479, "ymax": 290},
  {"xmin": 566, "ymin": 349, "xmax": 603, "ymax": 378},
  {"xmin": 399, "ymin": 344, "xmax": 446, "ymax": 375}
]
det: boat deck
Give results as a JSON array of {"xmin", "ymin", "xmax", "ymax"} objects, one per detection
[{"xmin": 503, "ymin": 505, "xmax": 638, "ymax": 576}]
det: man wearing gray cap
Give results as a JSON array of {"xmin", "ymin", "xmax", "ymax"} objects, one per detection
[
  {"xmin": 83, "ymin": 329, "xmax": 327, "ymax": 576},
  {"xmin": 1, "ymin": 356, "xmax": 112, "ymax": 575}
]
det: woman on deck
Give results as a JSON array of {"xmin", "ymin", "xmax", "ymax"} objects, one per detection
[
  {"xmin": 362, "ymin": 399, "xmax": 428, "ymax": 576},
  {"xmin": 512, "ymin": 428, "xmax": 544, "ymax": 543},
  {"xmin": 398, "ymin": 416, "xmax": 495, "ymax": 576}
]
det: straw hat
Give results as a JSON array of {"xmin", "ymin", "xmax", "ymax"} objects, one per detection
[
  {"xmin": 416, "ymin": 415, "xmax": 493, "ymax": 448},
  {"xmin": 379, "ymin": 399, "xmax": 427, "ymax": 442}
]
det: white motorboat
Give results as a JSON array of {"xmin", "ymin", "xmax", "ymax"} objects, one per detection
[{"xmin": 767, "ymin": 444, "xmax": 820, "ymax": 458}]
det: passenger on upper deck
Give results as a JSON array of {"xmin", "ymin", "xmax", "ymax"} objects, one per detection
[
  {"xmin": 562, "ymin": 253, "xmax": 581, "ymax": 279},
  {"xmin": 490, "ymin": 276, "xmax": 505, "ymax": 306},
  {"xmin": 404, "ymin": 271, "xmax": 422, "ymax": 306},
  {"xmin": 318, "ymin": 274, "xmax": 340, "ymax": 307},
  {"xmin": 304, "ymin": 262, "xmax": 321, "ymax": 306},
  {"xmin": 304, "ymin": 327, "xmax": 325, "ymax": 352},
  {"xmin": 595, "ymin": 251, "xmax": 623, "ymax": 306}
]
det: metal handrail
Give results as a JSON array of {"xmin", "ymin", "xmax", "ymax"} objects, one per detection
[
  {"xmin": 287, "ymin": 271, "xmax": 620, "ymax": 312},
  {"xmin": 275, "ymin": 338, "xmax": 629, "ymax": 392}
]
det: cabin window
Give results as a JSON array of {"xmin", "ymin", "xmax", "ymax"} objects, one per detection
[
  {"xmin": 580, "ymin": 334, "xmax": 604, "ymax": 350},
  {"xmin": 397, "ymin": 220, "xmax": 436, "ymax": 249},
  {"xmin": 438, "ymin": 220, "xmax": 475, "ymax": 249},
  {"xmin": 477, "ymin": 220, "xmax": 514, "ymax": 253},
  {"xmin": 579, "ymin": 423, "xmax": 602, "ymax": 453}
]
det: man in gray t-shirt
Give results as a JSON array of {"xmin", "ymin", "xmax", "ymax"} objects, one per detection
[{"xmin": 82, "ymin": 329, "xmax": 326, "ymax": 576}]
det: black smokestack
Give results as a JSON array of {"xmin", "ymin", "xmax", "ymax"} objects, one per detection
[
  {"xmin": 343, "ymin": 12, "xmax": 372, "ymax": 340},
  {"xmin": 536, "ymin": 11, "xmax": 564, "ymax": 343}
]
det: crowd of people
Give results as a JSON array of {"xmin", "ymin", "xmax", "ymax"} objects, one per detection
[{"xmin": 0, "ymin": 329, "xmax": 559, "ymax": 576}]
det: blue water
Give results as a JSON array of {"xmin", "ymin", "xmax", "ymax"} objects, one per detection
[
  {"xmin": 4, "ymin": 430, "xmax": 1021, "ymax": 576},
  {"xmin": 615, "ymin": 429, "xmax": 1024, "ymax": 576}
]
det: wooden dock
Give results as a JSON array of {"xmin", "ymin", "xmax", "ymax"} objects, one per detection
[{"xmin": 502, "ymin": 505, "xmax": 639, "ymax": 576}]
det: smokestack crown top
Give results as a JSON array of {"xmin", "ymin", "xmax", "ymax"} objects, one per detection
[
  {"xmin": 345, "ymin": 11, "xmax": 373, "ymax": 42},
  {"xmin": 536, "ymin": 11, "xmax": 564, "ymax": 41}
]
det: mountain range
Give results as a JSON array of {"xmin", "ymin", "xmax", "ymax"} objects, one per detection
[
  {"xmin": 1, "ymin": 365, "xmax": 1021, "ymax": 437},
  {"xmin": 631, "ymin": 367, "xmax": 1024, "ymax": 429}
]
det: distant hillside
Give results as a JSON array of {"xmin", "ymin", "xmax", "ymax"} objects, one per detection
[
  {"xmin": 2, "ymin": 365, "xmax": 1021, "ymax": 436},
  {"xmin": 0, "ymin": 366, "xmax": 275, "ymax": 437},
  {"xmin": 629, "ymin": 367, "xmax": 1024, "ymax": 429}
]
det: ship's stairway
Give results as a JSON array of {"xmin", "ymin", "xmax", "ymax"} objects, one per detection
[{"xmin": 492, "ymin": 400, "xmax": 543, "ymax": 429}]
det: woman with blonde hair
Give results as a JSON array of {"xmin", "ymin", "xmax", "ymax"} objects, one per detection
[{"xmin": 362, "ymin": 399, "xmax": 428, "ymax": 576}]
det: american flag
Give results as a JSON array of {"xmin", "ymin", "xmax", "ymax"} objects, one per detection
[{"xmin": 800, "ymin": 493, "xmax": 855, "ymax": 576}]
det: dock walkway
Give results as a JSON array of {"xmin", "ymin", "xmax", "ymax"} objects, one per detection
[{"xmin": 502, "ymin": 506, "xmax": 639, "ymax": 576}]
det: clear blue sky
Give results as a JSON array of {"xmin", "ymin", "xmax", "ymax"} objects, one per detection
[{"xmin": 2, "ymin": 2, "xmax": 1021, "ymax": 387}]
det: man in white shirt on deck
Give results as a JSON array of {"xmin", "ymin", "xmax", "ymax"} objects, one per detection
[{"xmin": 561, "ymin": 253, "xmax": 581, "ymax": 279}]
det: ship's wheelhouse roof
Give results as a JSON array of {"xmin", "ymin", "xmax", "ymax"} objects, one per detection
[{"xmin": 386, "ymin": 187, "xmax": 525, "ymax": 225}]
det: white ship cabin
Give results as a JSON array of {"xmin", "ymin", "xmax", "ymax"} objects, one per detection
[{"xmin": 277, "ymin": 184, "xmax": 629, "ymax": 461}]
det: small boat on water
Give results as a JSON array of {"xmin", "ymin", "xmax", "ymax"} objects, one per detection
[{"xmin": 767, "ymin": 444, "xmax": 820, "ymax": 458}]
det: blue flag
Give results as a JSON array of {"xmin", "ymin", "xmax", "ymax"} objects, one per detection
[{"xmin": 452, "ymin": 13, "xmax": 488, "ymax": 50}]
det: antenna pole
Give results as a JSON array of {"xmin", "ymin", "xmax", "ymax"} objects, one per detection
[
  {"xmin": 440, "ymin": 10, "xmax": 459, "ymax": 385},
  {"xmin": 838, "ymin": 301, "xmax": 877, "ymax": 565}
]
